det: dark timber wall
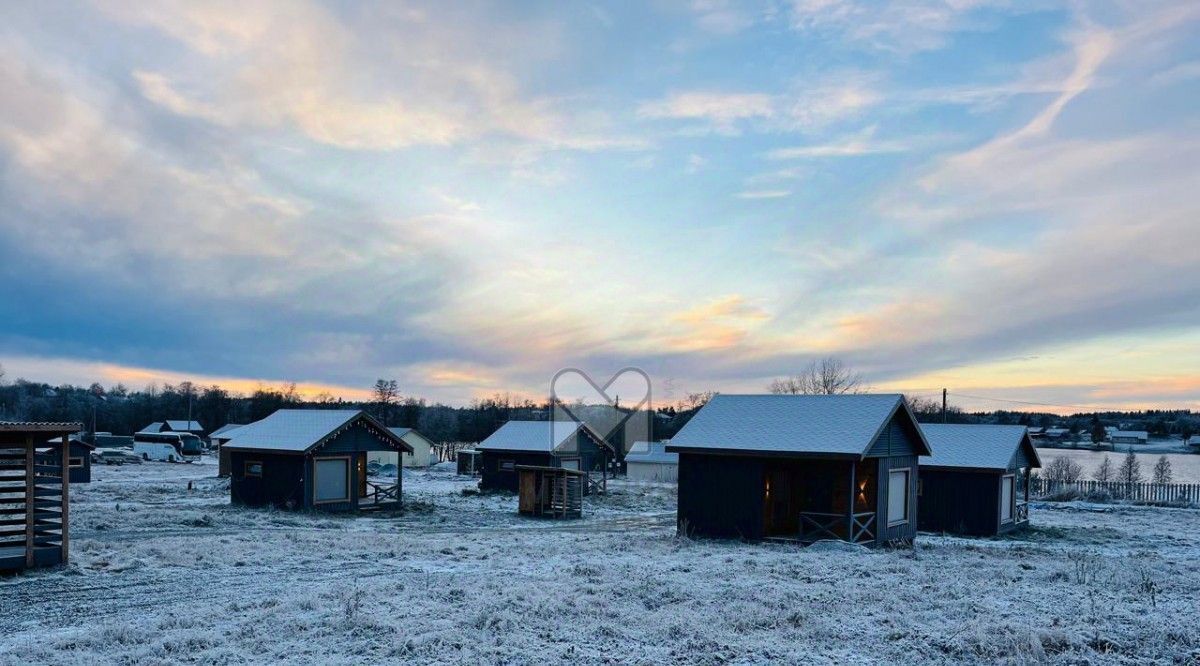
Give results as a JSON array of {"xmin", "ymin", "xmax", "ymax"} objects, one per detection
[
  {"xmin": 229, "ymin": 451, "xmax": 306, "ymax": 508},
  {"xmin": 918, "ymin": 469, "xmax": 1001, "ymax": 536},
  {"xmin": 479, "ymin": 450, "xmax": 571, "ymax": 492},
  {"xmin": 677, "ymin": 453, "xmax": 766, "ymax": 539},
  {"xmin": 874, "ymin": 454, "xmax": 919, "ymax": 543}
]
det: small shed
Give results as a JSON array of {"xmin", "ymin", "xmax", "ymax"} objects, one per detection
[
  {"xmin": 476, "ymin": 421, "xmax": 611, "ymax": 493},
  {"xmin": 918, "ymin": 424, "xmax": 1041, "ymax": 536},
  {"xmin": 49, "ymin": 435, "xmax": 94, "ymax": 484},
  {"xmin": 367, "ymin": 428, "xmax": 437, "ymax": 468},
  {"xmin": 457, "ymin": 449, "xmax": 481, "ymax": 476},
  {"xmin": 209, "ymin": 423, "xmax": 245, "ymax": 477},
  {"xmin": 625, "ymin": 441, "xmax": 678, "ymax": 483},
  {"xmin": 667, "ymin": 394, "xmax": 931, "ymax": 547},
  {"xmin": 516, "ymin": 465, "xmax": 585, "ymax": 519},
  {"xmin": 1, "ymin": 422, "xmax": 80, "ymax": 573},
  {"xmin": 223, "ymin": 410, "xmax": 412, "ymax": 512}
]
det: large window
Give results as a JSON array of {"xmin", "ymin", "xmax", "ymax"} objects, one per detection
[
  {"xmin": 1001, "ymin": 475, "xmax": 1015, "ymax": 523},
  {"xmin": 314, "ymin": 457, "xmax": 350, "ymax": 503},
  {"xmin": 887, "ymin": 469, "xmax": 910, "ymax": 526}
]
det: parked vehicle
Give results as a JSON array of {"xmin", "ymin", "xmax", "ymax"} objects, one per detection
[
  {"xmin": 132, "ymin": 431, "xmax": 204, "ymax": 462},
  {"xmin": 93, "ymin": 450, "xmax": 143, "ymax": 465}
]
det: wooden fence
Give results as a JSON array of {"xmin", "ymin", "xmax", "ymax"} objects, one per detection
[{"xmin": 1031, "ymin": 477, "xmax": 1200, "ymax": 505}]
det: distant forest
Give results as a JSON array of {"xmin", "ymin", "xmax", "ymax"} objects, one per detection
[{"xmin": 0, "ymin": 365, "xmax": 1194, "ymax": 443}]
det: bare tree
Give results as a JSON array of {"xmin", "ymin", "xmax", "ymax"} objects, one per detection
[
  {"xmin": 1093, "ymin": 456, "xmax": 1114, "ymax": 483},
  {"xmin": 372, "ymin": 379, "xmax": 399, "ymax": 424},
  {"xmin": 1152, "ymin": 456, "xmax": 1173, "ymax": 485},
  {"xmin": 678, "ymin": 391, "xmax": 716, "ymax": 412},
  {"xmin": 1117, "ymin": 451, "xmax": 1143, "ymax": 486},
  {"xmin": 1044, "ymin": 456, "xmax": 1083, "ymax": 484},
  {"xmin": 768, "ymin": 357, "xmax": 864, "ymax": 395}
]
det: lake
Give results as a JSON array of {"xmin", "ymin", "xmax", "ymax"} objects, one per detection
[{"xmin": 1038, "ymin": 448, "xmax": 1200, "ymax": 483}]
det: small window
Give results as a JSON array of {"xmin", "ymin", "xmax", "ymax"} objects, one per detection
[
  {"xmin": 69, "ymin": 457, "xmax": 85, "ymax": 468},
  {"xmin": 887, "ymin": 469, "xmax": 910, "ymax": 526},
  {"xmin": 1001, "ymin": 475, "xmax": 1015, "ymax": 523},
  {"xmin": 499, "ymin": 459, "xmax": 516, "ymax": 472},
  {"xmin": 244, "ymin": 461, "xmax": 263, "ymax": 477}
]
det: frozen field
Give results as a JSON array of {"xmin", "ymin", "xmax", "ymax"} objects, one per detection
[{"xmin": 2, "ymin": 460, "xmax": 1199, "ymax": 664}]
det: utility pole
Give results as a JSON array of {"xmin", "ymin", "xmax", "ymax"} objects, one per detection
[{"xmin": 942, "ymin": 388, "xmax": 948, "ymax": 423}]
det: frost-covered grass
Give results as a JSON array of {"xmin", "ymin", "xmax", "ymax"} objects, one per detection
[{"xmin": 2, "ymin": 461, "xmax": 1199, "ymax": 664}]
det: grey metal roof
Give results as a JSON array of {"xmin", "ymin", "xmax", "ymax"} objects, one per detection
[
  {"xmin": 165, "ymin": 420, "xmax": 204, "ymax": 432},
  {"xmin": 476, "ymin": 421, "xmax": 585, "ymax": 453},
  {"xmin": 223, "ymin": 410, "xmax": 411, "ymax": 454},
  {"xmin": 667, "ymin": 394, "xmax": 928, "ymax": 457},
  {"xmin": 624, "ymin": 441, "xmax": 678, "ymax": 465},
  {"xmin": 919, "ymin": 424, "xmax": 1041, "ymax": 471},
  {"xmin": 209, "ymin": 423, "xmax": 245, "ymax": 440},
  {"xmin": 389, "ymin": 427, "xmax": 437, "ymax": 448},
  {"xmin": 137, "ymin": 422, "xmax": 166, "ymax": 434}
]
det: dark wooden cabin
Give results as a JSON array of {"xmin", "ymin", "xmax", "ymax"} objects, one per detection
[
  {"xmin": 209, "ymin": 423, "xmax": 245, "ymax": 477},
  {"xmin": 667, "ymin": 394, "xmax": 932, "ymax": 547},
  {"xmin": 1, "ymin": 422, "xmax": 80, "ymax": 573},
  {"xmin": 516, "ymin": 465, "xmax": 586, "ymax": 519},
  {"xmin": 918, "ymin": 424, "xmax": 1041, "ymax": 536},
  {"xmin": 223, "ymin": 410, "xmax": 412, "ymax": 512},
  {"xmin": 51, "ymin": 436, "xmax": 94, "ymax": 484},
  {"xmin": 476, "ymin": 421, "xmax": 611, "ymax": 493}
]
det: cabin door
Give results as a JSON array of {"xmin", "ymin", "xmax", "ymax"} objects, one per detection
[{"xmin": 763, "ymin": 467, "xmax": 798, "ymax": 536}]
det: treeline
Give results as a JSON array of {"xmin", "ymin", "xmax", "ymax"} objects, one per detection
[
  {"xmin": 1, "ymin": 369, "xmax": 1193, "ymax": 444},
  {"xmin": 0, "ymin": 376, "xmax": 702, "ymax": 445}
]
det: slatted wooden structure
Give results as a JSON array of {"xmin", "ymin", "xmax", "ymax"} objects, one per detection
[
  {"xmin": 1031, "ymin": 478, "xmax": 1200, "ymax": 505},
  {"xmin": 516, "ymin": 465, "xmax": 585, "ymax": 519},
  {"xmin": 0, "ymin": 422, "xmax": 81, "ymax": 573}
]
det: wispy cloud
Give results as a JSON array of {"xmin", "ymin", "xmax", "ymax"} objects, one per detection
[
  {"xmin": 736, "ymin": 189, "xmax": 791, "ymax": 199},
  {"xmin": 766, "ymin": 126, "xmax": 909, "ymax": 159}
]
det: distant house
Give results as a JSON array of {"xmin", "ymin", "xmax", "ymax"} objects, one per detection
[
  {"xmin": 223, "ymin": 410, "xmax": 412, "ymax": 512},
  {"xmin": 1043, "ymin": 427, "xmax": 1070, "ymax": 441},
  {"xmin": 138, "ymin": 420, "xmax": 205, "ymax": 437},
  {"xmin": 366, "ymin": 428, "xmax": 437, "ymax": 469},
  {"xmin": 209, "ymin": 424, "xmax": 245, "ymax": 477},
  {"xmin": 1187, "ymin": 436, "xmax": 1200, "ymax": 449},
  {"xmin": 1026, "ymin": 427, "xmax": 1045, "ymax": 440},
  {"xmin": 624, "ymin": 441, "xmax": 678, "ymax": 483},
  {"xmin": 476, "ymin": 421, "xmax": 611, "ymax": 493},
  {"xmin": 667, "ymin": 394, "xmax": 931, "ymax": 547},
  {"xmin": 50, "ymin": 435, "xmax": 95, "ymax": 484},
  {"xmin": 918, "ymin": 424, "xmax": 1041, "ymax": 536},
  {"xmin": 1110, "ymin": 430, "xmax": 1149, "ymax": 445}
]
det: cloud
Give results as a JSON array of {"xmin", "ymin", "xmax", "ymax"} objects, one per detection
[
  {"xmin": 736, "ymin": 189, "xmax": 791, "ymax": 199},
  {"xmin": 103, "ymin": 0, "xmax": 641, "ymax": 153},
  {"xmin": 786, "ymin": 0, "xmax": 1017, "ymax": 53},
  {"xmin": 638, "ymin": 74, "xmax": 882, "ymax": 136},
  {"xmin": 637, "ymin": 91, "xmax": 775, "ymax": 134},
  {"xmin": 766, "ymin": 126, "xmax": 910, "ymax": 159}
]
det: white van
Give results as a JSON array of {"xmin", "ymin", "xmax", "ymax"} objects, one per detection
[{"xmin": 133, "ymin": 432, "xmax": 203, "ymax": 462}]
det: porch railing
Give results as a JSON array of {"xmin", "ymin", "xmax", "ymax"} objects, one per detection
[
  {"xmin": 798, "ymin": 511, "xmax": 876, "ymax": 544},
  {"xmin": 365, "ymin": 481, "xmax": 400, "ymax": 506}
]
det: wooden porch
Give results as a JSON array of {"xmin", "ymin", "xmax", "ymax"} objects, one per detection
[
  {"xmin": 764, "ymin": 458, "xmax": 879, "ymax": 545},
  {"xmin": 360, "ymin": 479, "xmax": 401, "ymax": 512}
]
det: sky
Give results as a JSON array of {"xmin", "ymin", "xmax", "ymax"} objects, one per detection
[{"xmin": 0, "ymin": 0, "xmax": 1198, "ymax": 414}]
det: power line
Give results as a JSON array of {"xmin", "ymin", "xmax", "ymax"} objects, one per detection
[{"xmin": 947, "ymin": 391, "xmax": 1101, "ymax": 412}]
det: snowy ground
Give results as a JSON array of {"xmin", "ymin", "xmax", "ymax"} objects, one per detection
[{"xmin": 2, "ymin": 459, "xmax": 1199, "ymax": 664}]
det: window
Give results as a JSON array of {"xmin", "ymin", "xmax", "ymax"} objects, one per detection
[
  {"xmin": 69, "ymin": 457, "xmax": 85, "ymax": 468},
  {"xmin": 559, "ymin": 458, "xmax": 580, "ymax": 471},
  {"xmin": 244, "ymin": 461, "xmax": 263, "ymax": 477},
  {"xmin": 499, "ymin": 459, "xmax": 516, "ymax": 472},
  {"xmin": 1001, "ymin": 475, "xmax": 1015, "ymax": 523},
  {"xmin": 887, "ymin": 469, "xmax": 910, "ymax": 526},
  {"xmin": 314, "ymin": 457, "xmax": 350, "ymax": 503}
]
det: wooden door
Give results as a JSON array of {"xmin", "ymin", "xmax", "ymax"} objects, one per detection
[
  {"xmin": 357, "ymin": 453, "xmax": 367, "ymax": 498},
  {"xmin": 518, "ymin": 471, "xmax": 536, "ymax": 513}
]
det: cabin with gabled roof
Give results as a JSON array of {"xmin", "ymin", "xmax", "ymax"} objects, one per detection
[
  {"xmin": 666, "ymin": 394, "xmax": 931, "ymax": 547},
  {"xmin": 476, "ymin": 421, "xmax": 611, "ymax": 493},
  {"xmin": 918, "ymin": 424, "xmax": 1041, "ymax": 536},
  {"xmin": 223, "ymin": 410, "xmax": 412, "ymax": 512}
]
